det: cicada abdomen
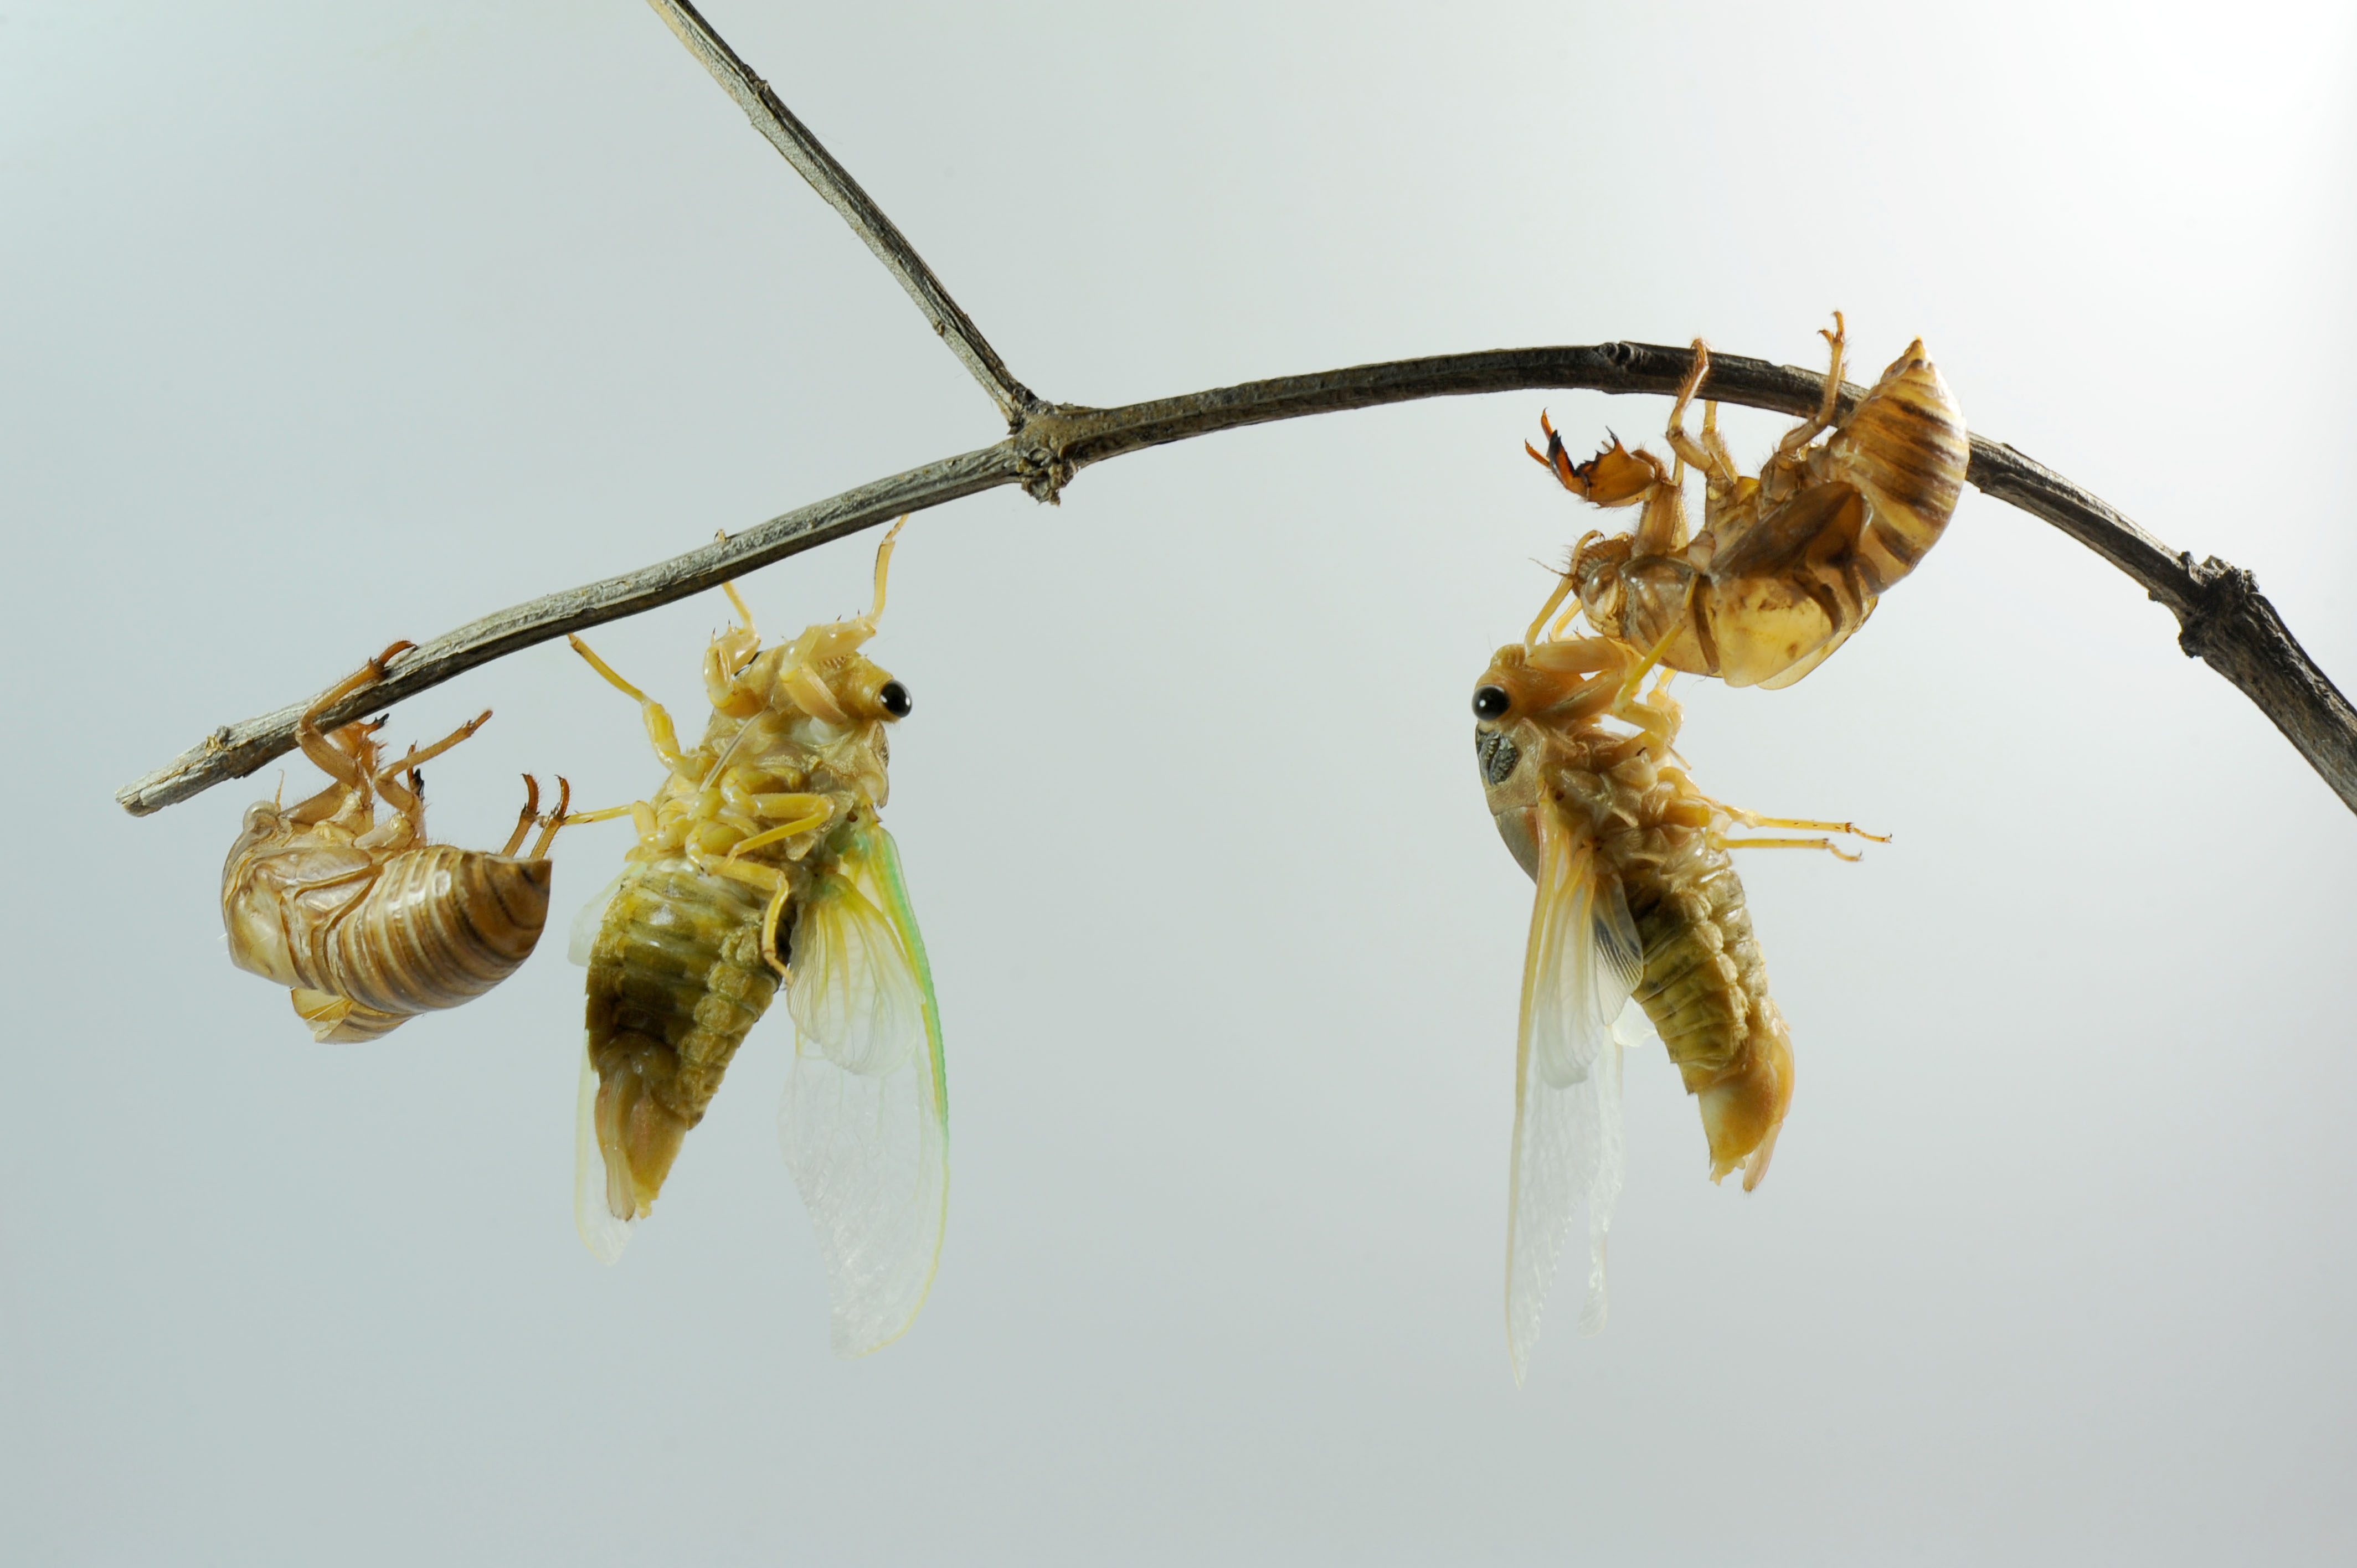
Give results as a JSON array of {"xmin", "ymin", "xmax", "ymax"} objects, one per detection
[
  {"xmin": 1469, "ymin": 626, "xmax": 1875, "ymax": 1379},
  {"xmin": 566, "ymin": 519, "xmax": 948, "ymax": 1359},
  {"xmin": 219, "ymin": 647, "xmax": 568, "ymax": 1043},
  {"xmin": 1531, "ymin": 314, "xmax": 1968, "ymax": 689}
]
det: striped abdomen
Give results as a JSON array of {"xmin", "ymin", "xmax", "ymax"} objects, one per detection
[
  {"xmin": 303, "ymin": 845, "xmax": 553, "ymax": 1017},
  {"xmin": 1619, "ymin": 832, "xmax": 1793, "ymax": 1189},
  {"xmin": 1816, "ymin": 340, "xmax": 1969, "ymax": 599},
  {"xmin": 583, "ymin": 855, "xmax": 782, "ymax": 1218}
]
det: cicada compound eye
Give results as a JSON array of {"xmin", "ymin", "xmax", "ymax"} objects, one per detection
[
  {"xmin": 878, "ymin": 680, "xmax": 912, "ymax": 719},
  {"xmin": 1471, "ymin": 685, "xmax": 1510, "ymax": 720}
]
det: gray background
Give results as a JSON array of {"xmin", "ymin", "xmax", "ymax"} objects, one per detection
[{"xmin": 7, "ymin": 1, "xmax": 2355, "ymax": 1561}]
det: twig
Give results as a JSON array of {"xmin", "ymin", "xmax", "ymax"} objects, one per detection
[
  {"xmin": 114, "ymin": 344, "xmax": 2357, "ymax": 817},
  {"xmin": 110, "ymin": 6, "xmax": 2357, "ymax": 818},
  {"xmin": 642, "ymin": 0, "xmax": 1042, "ymax": 427}
]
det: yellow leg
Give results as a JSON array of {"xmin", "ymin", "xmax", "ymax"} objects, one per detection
[
  {"xmin": 722, "ymin": 577, "xmax": 756, "ymax": 639},
  {"xmin": 868, "ymin": 515, "xmax": 908, "ymax": 623},
  {"xmin": 727, "ymin": 797, "xmax": 835, "ymax": 858},
  {"xmin": 687, "ymin": 852, "xmax": 796, "ymax": 975},
  {"xmin": 564, "ymin": 799, "xmax": 661, "ymax": 848},
  {"xmin": 1714, "ymin": 834, "xmax": 1865, "ymax": 863},
  {"xmin": 1523, "ymin": 568, "xmax": 1578, "ymax": 651},
  {"xmin": 1711, "ymin": 801, "xmax": 1890, "ymax": 843},
  {"xmin": 569, "ymin": 635, "xmax": 687, "ymax": 771}
]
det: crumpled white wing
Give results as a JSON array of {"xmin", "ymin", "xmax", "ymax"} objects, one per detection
[
  {"xmin": 567, "ymin": 870, "xmax": 636, "ymax": 1262},
  {"xmin": 573, "ymin": 1041, "xmax": 635, "ymax": 1264},
  {"xmin": 566, "ymin": 869, "xmax": 626, "ymax": 967},
  {"xmin": 779, "ymin": 823, "xmax": 946, "ymax": 1358},
  {"xmin": 1505, "ymin": 803, "xmax": 1643, "ymax": 1383}
]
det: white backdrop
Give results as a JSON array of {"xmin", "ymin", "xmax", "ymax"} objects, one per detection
[{"xmin": 6, "ymin": 2, "xmax": 2355, "ymax": 1562}]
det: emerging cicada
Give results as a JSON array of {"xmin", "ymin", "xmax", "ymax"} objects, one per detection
[
  {"xmin": 220, "ymin": 645, "xmax": 568, "ymax": 1043},
  {"xmin": 1471, "ymin": 597, "xmax": 1880, "ymax": 1380},
  {"xmin": 1529, "ymin": 314, "xmax": 1968, "ymax": 688},
  {"xmin": 564, "ymin": 519, "xmax": 944, "ymax": 1359}
]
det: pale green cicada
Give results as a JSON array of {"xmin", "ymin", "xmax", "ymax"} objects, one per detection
[{"xmin": 563, "ymin": 520, "xmax": 948, "ymax": 1358}]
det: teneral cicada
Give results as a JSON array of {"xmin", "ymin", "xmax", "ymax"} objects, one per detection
[
  {"xmin": 1529, "ymin": 314, "xmax": 1968, "ymax": 688},
  {"xmin": 220, "ymin": 645, "xmax": 568, "ymax": 1042},
  {"xmin": 564, "ymin": 519, "xmax": 944, "ymax": 1359},
  {"xmin": 1470, "ymin": 601, "xmax": 1880, "ymax": 1380}
]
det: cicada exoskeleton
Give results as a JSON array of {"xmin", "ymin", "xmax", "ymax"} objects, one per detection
[
  {"xmin": 220, "ymin": 646, "xmax": 568, "ymax": 1042},
  {"xmin": 1530, "ymin": 314, "xmax": 1969, "ymax": 688},
  {"xmin": 564, "ymin": 519, "xmax": 945, "ymax": 1359},
  {"xmin": 1471, "ymin": 607, "xmax": 1881, "ymax": 1379}
]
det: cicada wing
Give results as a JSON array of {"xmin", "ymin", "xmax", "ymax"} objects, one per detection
[
  {"xmin": 779, "ymin": 822, "xmax": 947, "ymax": 1359},
  {"xmin": 565, "ymin": 868, "xmax": 638, "ymax": 1262},
  {"xmin": 567, "ymin": 869, "xmax": 627, "ymax": 967},
  {"xmin": 1505, "ymin": 803, "xmax": 1644, "ymax": 1383},
  {"xmin": 574, "ymin": 1040, "xmax": 636, "ymax": 1264}
]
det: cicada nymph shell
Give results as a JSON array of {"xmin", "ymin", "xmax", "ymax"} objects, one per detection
[
  {"xmin": 1529, "ymin": 313, "xmax": 1968, "ymax": 688},
  {"xmin": 565, "ymin": 519, "xmax": 945, "ymax": 1360},
  {"xmin": 1469, "ymin": 614, "xmax": 1882, "ymax": 1380},
  {"xmin": 219, "ymin": 646, "xmax": 568, "ymax": 1043}
]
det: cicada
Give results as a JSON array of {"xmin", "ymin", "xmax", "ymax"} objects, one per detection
[
  {"xmin": 1529, "ymin": 314, "xmax": 1968, "ymax": 688},
  {"xmin": 564, "ymin": 519, "xmax": 944, "ymax": 1359},
  {"xmin": 1470, "ymin": 601, "xmax": 1880, "ymax": 1380},
  {"xmin": 220, "ymin": 644, "xmax": 568, "ymax": 1042}
]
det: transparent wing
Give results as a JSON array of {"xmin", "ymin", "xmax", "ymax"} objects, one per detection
[
  {"xmin": 566, "ymin": 869, "xmax": 636, "ymax": 1262},
  {"xmin": 574, "ymin": 1039, "xmax": 635, "ymax": 1264},
  {"xmin": 1505, "ymin": 803, "xmax": 1643, "ymax": 1383},
  {"xmin": 567, "ymin": 869, "xmax": 626, "ymax": 967},
  {"xmin": 779, "ymin": 822, "xmax": 947, "ymax": 1358}
]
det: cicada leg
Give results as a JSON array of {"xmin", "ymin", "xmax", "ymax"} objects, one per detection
[
  {"xmin": 704, "ymin": 575, "xmax": 766, "ymax": 715},
  {"xmin": 368, "ymin": 707, "xmax": 492, "ymax": 842},
  {"xmin": 569, "ymin": 635, "xmax": 691, "ymax": 773},
  {"xmin": 525, "ymin": 777, "xmax": 572, "ymax": 859},
  {"xmin": 564, "ymin": 798, "xmax": 662, "ymax": 853},
  {"xmin": 687, "ymin": 852, "xmax": 796, "ymax": 976},
  {"xmin": 1767, "ymin": 312, "xmax": 1849, "ymax": 468},
  {"xmin": 725, "ymin": 797, "xmax": 836, "ymax": 861},
  {"xmin": 1663, "ymin": 341, "xmax": 1740, "ymax": 489},
  {"xmin": 297, "ymin": 642, "xmax": 413, "ymax": 777},
  {"xmin": 497, "ymin": 775, "xmax": 573, "ymax": 858},
  {"xmin": 499, "ymin": 776, "xmax": 543, "ymax": 856},
  {"xmin": 1707, "ymin": 798, "xmax": 1888, "ymax": 862}
]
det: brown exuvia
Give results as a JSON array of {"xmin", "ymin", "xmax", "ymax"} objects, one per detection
[{"xmin": 220, "ymin": 645, "xmax": 566, "ymax": 1042}]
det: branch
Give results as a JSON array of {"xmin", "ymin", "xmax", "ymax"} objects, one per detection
[
  {"xmin": 115, "ymin": 344, "xmax": 2357, "ymax": 817},
  {"xmin": 642, "ymin": 0, "xmax": 1042, "ymax": 426}
]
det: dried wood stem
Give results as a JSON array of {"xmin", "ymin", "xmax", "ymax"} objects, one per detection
[
  {"xmin": 642, "ymin": 0, "xmax": 1041, "ymax": 426},
  {"xmin": 109, "ymin": 7, "xmax": 2357, "ymax": 819},
  {"xmin": 114, "ymin": 344, "xmax": 2357, "ymax": 817}
]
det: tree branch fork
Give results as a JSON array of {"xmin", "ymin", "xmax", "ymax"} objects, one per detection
[{"xmin": 109, "ymin": 1, "xmax": 2357, "ymax": 819}]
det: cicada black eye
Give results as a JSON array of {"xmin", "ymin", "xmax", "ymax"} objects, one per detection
[
  {"xmin": 878, "ymin": 680, "xmax": 912, "ymax": 719},
  {"xmin": 1471, "ymin": 685, "xmax": 1510, "ymax": 720}
]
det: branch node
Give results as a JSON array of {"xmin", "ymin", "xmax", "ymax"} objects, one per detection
[
  {"xmin": 1014, "ymin": 442, "xmax": 1075, "ymax": 504},
  {"xmin": 2171, "ymin": 553, "xmax": 2257, "ymax": 662}
]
